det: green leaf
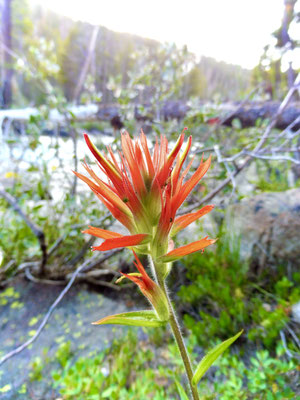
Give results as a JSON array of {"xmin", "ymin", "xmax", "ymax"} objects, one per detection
[
  {"xmin": 192, "ymin": 330, "xmax": 243, "ymax": 386},
  {"xmin": 175, "ymin": 379, "xmax": 190, "ymax": 400},
  {"xmin": 92, "ymin": 310, "xmax": 166, "ymax": 327}
]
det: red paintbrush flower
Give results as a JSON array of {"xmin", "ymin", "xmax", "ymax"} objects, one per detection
[
  {"xmin": 116, "ymin": 251, "xmax": 169, "ymax": 321},
  {"xmin": 75, "ymin": 130, "xmax": 216, "ymax": 268}
]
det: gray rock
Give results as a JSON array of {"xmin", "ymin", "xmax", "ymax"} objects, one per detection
[{"xmin": 226, "ymin": 188, "xmax": 300, "ymax": 267}]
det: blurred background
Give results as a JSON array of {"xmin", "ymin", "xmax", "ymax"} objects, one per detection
[{"xmin": 0, "ymin": 0, "xmax": 299, "ymax": 399}]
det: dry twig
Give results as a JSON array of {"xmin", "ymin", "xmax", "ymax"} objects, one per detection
[{"xmin": 180, "ymin": 73, "xmax": 300, "ymax": 215}]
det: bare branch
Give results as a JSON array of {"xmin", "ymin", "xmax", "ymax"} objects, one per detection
[
  {"xmin": 179, "ymin": 73, "xmax": 300, "ymax": 215},
  {"xmin": 73, "ymin": 26, "xmax": 100, "ymax": 103},
  {"xmin": 280, "ymin": 330, "xmax": 300, "ymax": 361},
  {"xmin": 213, "ymin": 144, "xmax": 237, "ymax": 196},
  {"xmin": 243, "ymin": 151, "xmax": 300, "ymax": 164},
  {"xmin": 48, "ymin": 213, "xmax": 111, "ymax": 259},
  {"xmin": 285, "ymin": 324, "xmax": 300, "ymax": 350},
  {"xmin": 0, "ymin": 248, "xmax": 122, "ymax": 366},
  {"xmin": 252, "ymin": 73, "xmax": 300, "ymax": 154},
  {"xmin": 0, "ymin": 188, "xmax": 47, "ymax": 275}
]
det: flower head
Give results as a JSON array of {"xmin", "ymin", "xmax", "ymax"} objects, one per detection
[{"xmin": 75, "ymin": 130, "xmax": 216, "ymax": 271}]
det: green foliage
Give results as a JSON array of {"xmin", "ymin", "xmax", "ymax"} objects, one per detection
[
  {"xmin": 52, "ymin": 331, "xmax": 177, "ymax": 399},
  {"xmin": 29, "ymin": 348, "xmax": 50, "ymax": 381},
  {"xmin": 58, "ymin": 24, "xmax": 85, "ymax": 100},
  {"xmin": 55, "ymin": 341, "xmax": 73, "ymax": 368},
  {"xmin": 178, "ymin": 231, "xmax": 300, "ymax": 349},
  {"xmin": 198, "ymin": 345, "xmax": 298, "ymax": 399},
  {"xmin": 251, "ymin": 161, "xmax": 292, "ymax": 193},
  {"xmin": 51, "ymin": 329, "xmax": 298, "ymax": 399},
  {"xmin": 179, "ymin": 234, "xmax": 248, "ymax": 341},
  {"xmin": 184, "ymin": 67, "xmax": 207, "ymax": 98},
  {"xmin": 0, "ymin": 181, "xmax": 102, "ymax": 272}
]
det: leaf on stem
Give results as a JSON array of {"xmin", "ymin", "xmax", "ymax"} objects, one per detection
[
  {"xmin": 192, "ymin": 330, "xmax": 243, "ymax": 386},
  {"xmin": 175, "ymin": 379, "xmax": 190, "ymax": 400},
  {"xmin": 92, "ymin": 310, "xmax": 166, "ymax": 327}
]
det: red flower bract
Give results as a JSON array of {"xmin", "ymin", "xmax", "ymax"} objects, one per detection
[
  {"xmin": 117, "ymin": 251, "xmax": 169, "ymax": 321},
  {"xmin": 75, "ymin": 130, "xmax": 215, "ymax": 261}
]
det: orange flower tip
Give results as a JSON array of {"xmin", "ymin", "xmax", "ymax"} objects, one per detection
[{"xmin": 159, "ymin": 237, "xmax": 218, "ymax": 262}]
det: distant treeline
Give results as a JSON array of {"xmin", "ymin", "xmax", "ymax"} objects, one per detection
[{"xmin": 2, "ymin": 0, "xmax": 251, "ymax": 107}]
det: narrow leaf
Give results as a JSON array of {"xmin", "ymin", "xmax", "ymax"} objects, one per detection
[
  {"xmin": 159, "ymin": 237, "xmax": 217, "ymax": 263},
  {"xmin": 175, "ymin": 380, "xmax": 190, "ymax": 400},
  {"xmin": 92, "ymin": 310, "xmax": 166, "ymax": 327},
  {"xmin": 192, "ymin": 330, "xmax": 243, "ymax": 386}
]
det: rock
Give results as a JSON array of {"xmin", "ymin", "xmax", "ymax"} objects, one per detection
[{"xmin": 226, "ymin": 188, "xmax": 300, "ymax": 267}]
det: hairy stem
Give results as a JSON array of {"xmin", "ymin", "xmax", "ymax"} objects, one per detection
[{"xmin": 150, "ymin": 258, "xmax": 199, "ymax": 399}]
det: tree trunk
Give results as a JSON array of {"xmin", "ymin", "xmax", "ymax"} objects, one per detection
[
  {"xmin": 1, "ymin": 0, "xmax": 13, "ymax": 108},
  {"xmin": 72, "ymin": 25, "xmax": 100, "ymax": 104}
]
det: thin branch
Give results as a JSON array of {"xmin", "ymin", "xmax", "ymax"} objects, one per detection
[
  {"xmin": 67, "ymin": 236, "xmax": 96, "ymax": 266},
  {"xmin": 48, "ymin": 213, "xmax": 111, "ymax": 258},
  {"xmin": 269, "ymin": 115, "xmax": 300, "ymax": 146},
  {"xmin": 280, "ymin": 330, "xmax": 294, "ymax": 359},
  {"xmin": 252, "ymin": 73, "xmax": 300, "ymax": 154},
  {"xmin": 0, "ymin": 188, "xmax": 47, "ymax": 275},
  {"xmin": 179, "ymin": 73, "xmax": 300, "ymax": 215},
  {"xmin": 285, "ymin": 324, "xmax": 300, "ymax": 350},
  {"xmin": 280, "ymin": 330, "xmax": 300, "ymax": 361},
  {"xmin": 243, "ymin": 151, "xmax": 300, "ymax": 164},
  {"xmin": 0, "ymin": 261, "xmax": 86, "ymax": 366},
  {"xmin": 24, "ymin": 267, "xmax": 66, "ymax": 285},
  {"xmin": 0, "ymin": 249, "xmax": 122, "ymax": 366},
  {"xmin": 213, "ymin": 144, "xmax": 236, "ymax": 196}
]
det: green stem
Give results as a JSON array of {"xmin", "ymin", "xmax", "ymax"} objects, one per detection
[{"xmin": 150, "ymin": 259, "xmax": 199, "ymax": 400}]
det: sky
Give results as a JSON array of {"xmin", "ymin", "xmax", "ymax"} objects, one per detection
[{"xmin": 30, "ymin": 0, "xmax": 287, "ymax": 69}]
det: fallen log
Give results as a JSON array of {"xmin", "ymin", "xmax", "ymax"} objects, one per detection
[
  {"xmin": 97, "ymin": 101, "xmax": 300, "ymax": 131},
  {"xmin": 219, "ymin": 102, "xmax": 300, "ymax": 131}
]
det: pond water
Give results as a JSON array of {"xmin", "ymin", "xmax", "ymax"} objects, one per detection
[
  {"xmin": 1, "ymin": 133, "xmax": 114, "ymax": 169},
  {"xmin": 0, "ymin": 132, "xmax": 116, "ymax": 203}
]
